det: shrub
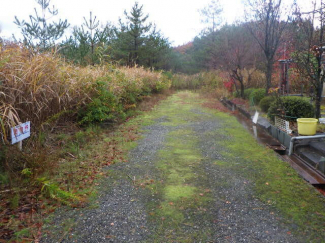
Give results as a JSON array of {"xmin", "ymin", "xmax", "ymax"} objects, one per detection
[
  {"xmin": 268, "ymin": 96, "xmax": 314, "ymax": 121},
  {"xmin": 259, "ymin": 96, "xmax": 275, "ymax": 113},
  {"xmin": 171, "ymin": 71, "xmax": 224, "ymax": 90},
  {"xmin": 233, "ymin": 90, "xmax": 241, "ymax": 98},
  {"xmin": 78, "ymin": 81, "xmax": 119, "ymax": 125},
  {"xmin": 249, "ymin": 88, "xmax": 266, "ymax": 105},
  {"xmin": 243, "ymin": 88, "xmax": 255, "ymax": 99}
]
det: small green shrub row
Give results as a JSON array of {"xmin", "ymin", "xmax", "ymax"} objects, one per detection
[
  {"xmin": 268, "ymin": 96, "xmax": 314, "ymax": 121},
  {"xmin": 233, "ymin": 87, "xmax": 315, "ymax": 122},
  {"xmin": 233, "ymin": 88, "xmax": 266, "ymax": 102},
  {"xmin": 249, "ymin": 88, "xmax": 266, "ymax": 105},
  {"xmin": 259, "ymin": 96, "xmax": 275, "ymax": 113},
  {"xmin": 244, "ymin": 88, "xmax": 256, "ymax": 99},
  {"xmin": 233, "ymin": 90, "xmax": 240, "ymax": 98}
]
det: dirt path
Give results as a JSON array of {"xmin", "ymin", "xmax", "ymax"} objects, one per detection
[{"xmin": 42, "ymin": 91, "xmax": 325, "ymax": 242}]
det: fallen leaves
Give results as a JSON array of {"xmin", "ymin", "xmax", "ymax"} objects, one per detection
[{"xmin": 105, "ymin": 235, "xmax": 115, "ymax": 239}]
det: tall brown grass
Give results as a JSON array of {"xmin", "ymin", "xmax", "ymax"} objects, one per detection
[
  {"xmin": 171, "ymin": 71, "xmax": 230, "ymax": 98},
  {"xmin": 0, "ymin": 44, "xmax": 171, "ymax": 144}
]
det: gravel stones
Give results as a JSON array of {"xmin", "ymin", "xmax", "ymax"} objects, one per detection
[{"xmin": 41, "ymin": 93, "xmax": 307, "ymax": 242}]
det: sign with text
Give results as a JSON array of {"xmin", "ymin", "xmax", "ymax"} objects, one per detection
[{"xmin": 11, "ymin": 121, "xmax": 30, "ymax": 144}]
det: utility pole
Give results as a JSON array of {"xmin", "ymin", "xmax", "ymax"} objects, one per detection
[{"xmin": 316, "ymin": 0, "xmax": 324, "ymax": 118}]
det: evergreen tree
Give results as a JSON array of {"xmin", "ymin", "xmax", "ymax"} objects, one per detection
[
  {"xmin": 82, "ymin": 12, "xmax": 100, "ymax": 65},
  {"xmin": 140, "ymin": 26, "xmax": 171, "ymax": 70},
  {"xmin": 14, "ymin": 0, "xmax": 69, "ymax": 50},
  {"xmin": 59, "ymin": 27, "xmax": 91, "ymax": 65},
  {"xmin": 118, "ymin": 2, "xmax": 152, "ymax": 66},
  {"xmin": 199, "ymin": 0, "xmax": 223, "ymax": 34},
  {"xmin": 59, "ymin": 11, "xmax": 113, "ymax": 66}
]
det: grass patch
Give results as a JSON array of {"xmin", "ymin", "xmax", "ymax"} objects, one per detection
[
  {"xmin": 206, "ymin": 108, "xmax": 325, "ymax": 240},
  {"xmin": 164, "ymin": 185, "xmax": 196, "ymax": 201},
  {"xmin": 141, "ymin": 92, "xmax": 216, "ymax": 241},
  {"xmin": 213, "ymin": 160, "xmax": 229, "ymax": 166}
]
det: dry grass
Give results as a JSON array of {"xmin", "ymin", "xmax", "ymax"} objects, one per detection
[
  {"xmin": 0, "ymin": 43, "xmax": 171, "ymax": 193},
  {"xmin": 171, "ymin": 71, "xmax": 231, "ymax": 99},
  {"xmin": 0, "ymin": 43, "xmax": 173, "ymax": 241},
  {"xmin": 0, "ymin": 44, "xmax": 171, "ymax": 144}
]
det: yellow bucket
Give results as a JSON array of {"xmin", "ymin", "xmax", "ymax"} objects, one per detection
[{"xmin": 297, "ymin": 118, "xmax": 318, "ymax": 135}]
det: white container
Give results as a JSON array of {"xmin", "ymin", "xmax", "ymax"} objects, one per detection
[{"xmin": 319, "ymin": 118, "xmax": 325, "ymax": 124}]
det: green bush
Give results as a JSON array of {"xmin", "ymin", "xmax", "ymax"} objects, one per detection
[
  {"xmin": 233, "ymin": 90, "xmax": 241, "ymax": 98},
  {"xmin": 78, "ymin": 80, "xmax": 120, "ymax": 125},
  {"xmin": 243, "ymin": 88, "xmax": 255, "ymax": 99},
  {"xmin": 232, "ymin": 88, "xmax": 256, "ymax": 99},
  {"xmin": 268, "ymin": 96, "xmax": 314, "ymax": 121},
  {"xmin": 249, "ymin": 88, "xmax": 266, "ymax": 105},
  {"xmin": 259, "ymin": 96, "xmax": 275, "ymax": 113}
]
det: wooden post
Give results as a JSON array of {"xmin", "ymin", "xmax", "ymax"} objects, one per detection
[{"xmin": 18, "ymin": 141, "xmax": 22, "ymax": 151}]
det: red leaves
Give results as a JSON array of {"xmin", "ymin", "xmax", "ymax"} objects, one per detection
[{"xmin": 223, "ymin": 79, "xmax": 235, "ymax": 93}]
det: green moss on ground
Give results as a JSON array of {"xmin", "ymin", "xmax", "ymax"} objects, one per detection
[
  {"xmin": 208, "ymin": 108, "xmax": 325, "ymax": 240},
  {"xmin": 142, "ymin": 91, "xmax": 325, "ymax": 242},
  {"xmin": 139, "ymin": 92, "xmax": 215, "ymax": 241},
  {"xmin": 44, "ymin": 91, "xmax": 324, "ymax": 242}
]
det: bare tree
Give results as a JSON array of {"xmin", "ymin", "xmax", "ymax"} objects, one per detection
[
  {"xmin": 199, "ymin": 0, "xmax": 223, "ymax": 34},
  {"xmin": 245, "ymin": 0, "xmax": 290, "ymax": 94},
  {"xmin": 293, "ymin": 1, "xmax": 325, "ymax": 118},
  {"xmin": 219, "ymin": 24, "xmax": 259, "ymax": 98},
  {"xmin": 198, "ymin": 0, "xmax": 223, "ymax": 69}
]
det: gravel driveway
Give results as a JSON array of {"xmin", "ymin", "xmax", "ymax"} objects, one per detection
[{"xmin": 41, "ymin": 92, "xmax": 322, "ymax": 242}]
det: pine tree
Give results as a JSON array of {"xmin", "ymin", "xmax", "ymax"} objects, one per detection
[
  {"xmin": 60, "ymin": 13, "xmax": 113, "ymax": 66},
  {"xmin": 82, "ymin": 12, "xmax": 100, "ymax": 65},
  {"xmin": 141, "ymin": 26, "xmax": 171, "ymax": 70},
  {"xmin": 14, "ymin": 0, "xmax": 69, "ymax": 50},
  {"xmin": 111, "ymin": 2, "xmax": 171, "ymax": 69},
  {"xmin": 121, "ymin": 2, "xmax": 152, "ymax": 66}
]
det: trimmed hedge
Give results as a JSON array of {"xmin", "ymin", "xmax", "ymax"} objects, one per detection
[
  {"xmin": 244, "ymin": 88, "xmax": 255, "ymax": 99},
  {"xmin": 259, "ymin": 96, "xmax": 275, "ymax": 113},
  {"xmin": 233, "ymin": 90, "xmax": 241, "ymax": 98},
  {"xmin": 249, "ymin": 88, "xmax": 266, "ymax": 105},
  {"xmin": 268, "ymin": 96, "xmax": 314, "ymax": 121}
]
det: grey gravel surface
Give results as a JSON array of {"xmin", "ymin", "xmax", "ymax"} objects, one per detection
[
  {"xmin": 41, "ymin": 94, "xmax": 305, "ymax": 243},
  {"xmin": 41, "ymin": 123, "xmax": 170, "ymax": 243}
]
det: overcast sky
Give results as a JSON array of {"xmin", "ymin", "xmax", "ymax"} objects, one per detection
[{"xmin": 0, "ymin": 0, "xmax": 315, "ymax": 47}]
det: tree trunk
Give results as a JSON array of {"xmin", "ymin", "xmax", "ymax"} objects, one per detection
[
  {"xmin": 134, "ymin": 38, "xmax": 139, "ymax": 66},
  {"xmin": 266, "ymin": 60, "xmax": 273, "ymax": 95},
  {"xmin": 240, "ymin": 80, "xmax": 245, "ymax": 99},
  {"xmin": 315, "ymin": 74, "xmax": 324, "ymax": 119},
  {"xmin": 91, "ymin": 40, "xmax": 94, "ymax": 66}
]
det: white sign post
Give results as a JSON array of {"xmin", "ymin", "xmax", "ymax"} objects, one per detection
[
  {"xmin": 252, "ymin": 111, "xmax": 259, "ymax": 124},
  {"xmin": 11, "ymin": 121, "xmax": 31, "ymax": 150}
]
